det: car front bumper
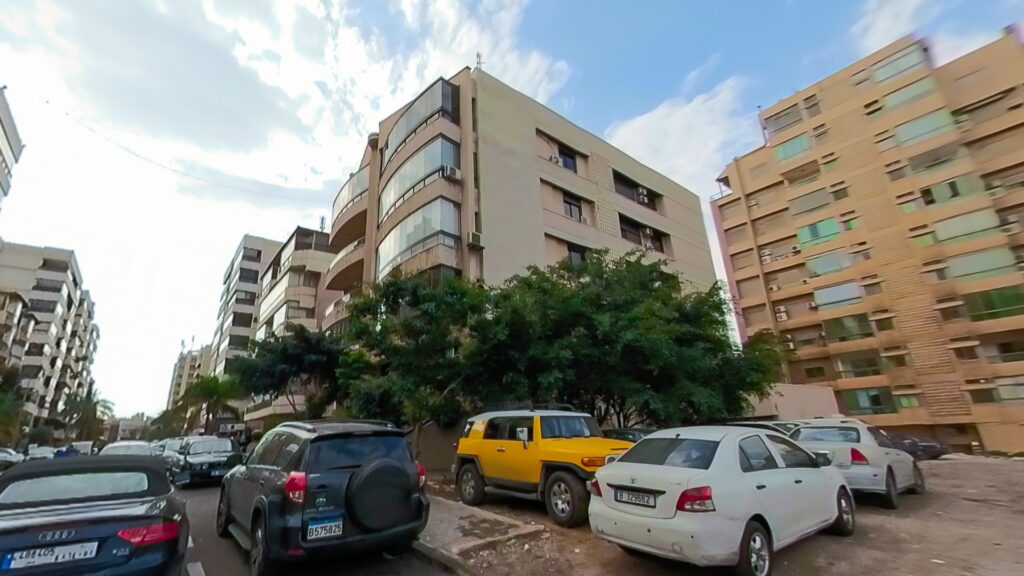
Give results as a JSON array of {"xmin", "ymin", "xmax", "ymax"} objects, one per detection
[
  {"xmin": 838, "ymin": 464, "xmax": 887, "ymax": 493},
  {"xmin": 588, "ymin": 498, "xmax": 740, "ymax": 567}
]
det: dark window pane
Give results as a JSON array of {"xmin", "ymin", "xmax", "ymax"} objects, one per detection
[
  {"xmin": 539, "ymin": 416, "xmax": 602, "ymax": 439},
  {"xmin": 188, "ymin": 438, "xmax": 235, "ymax": 455},
  {"xmin": 618, "ymin": 438, "xmax": 718, "ymax": 470},
  {"xmin": 306, "ymin": 435, "xmax": 410, "ymax": 472},
  {"xmin": 738, "ymin": 436, "xmax": 779, "ymax": 472},
  {"xmin": 0, "ymin": 473, "xmax": 151, "ymax": 505},
  {"xmin": 791, "ymin": 426, "xmax": 861, "ymax": 443}
]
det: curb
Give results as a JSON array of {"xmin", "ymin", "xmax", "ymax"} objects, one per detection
[
  {"xmin": 413, "ymin": 540, "xmax": 478, "ymax": 575},
  {"xmin": 447, "ymin": 522, "xmax": 545, "ymax": 555}
]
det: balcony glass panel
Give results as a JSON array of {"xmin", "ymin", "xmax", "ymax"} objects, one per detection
[
  {"xmin": 963, "ymin": 286, "xmax": 1024, "ymax": 321},
  {"xmin": 333, "ymin": 166, "xmax": 369, "ymax": 219},
  {"xmin": 946, "ymin": 247, "xmax": 1016, "ymax": 281},
  {"xmin": 823, "ymin": 314, "xmax": 874, "ymax": 342},
  {"xmin": 814, "ymin": 281, "xmax": 863, "ymax": 310},
  {"xmin": 882, "ymin": 77, "xmax": 935, "ymax": 110},
  {"xmin": 383, "ymin": 80, "xmax": 459, "ymax": 167},
  {"xmin": 934, "ymin": 209, "xmax": 1000, "ymax": 243},
  {"xmin": 797, "ymin": 218, "xmax": 840, "ymax": 247},
  {"xmin": 806, "ymin": 248, "xmax": 852, "ymax": 277},
  {"xmin": 841, "ymin": 387, "xmax": 897, "ymax": 415},
  {"xmin": 774, "ymin": 133, "xmax": 810, "ymax": 162},
  {"xmin": 379, "ymin": 137, "xmax": 460, "ymax": 224},
  {"xmin": 376, "ymin": 198, "xmax": 460, "ymax": 279},
  {"xmin": 895, "ymin": 110, "xmax": 954, "ymax": 146},
  {"xmin": 871, "ymin": 44, "xmax": 927, "ymax": 84}
]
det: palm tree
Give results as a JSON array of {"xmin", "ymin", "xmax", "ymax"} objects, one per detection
[
  {"xmin": 61, "ymin": 387, "xmax": 114, "ymax": 441},
  {"xmin": 174, "ymin": 375, "xmax": 245, "ymax": 432}
]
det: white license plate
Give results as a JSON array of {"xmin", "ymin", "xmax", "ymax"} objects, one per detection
[
  {"xmin": 307, "ymin": 520, "xmax": 343, "ymax": 540},
  {"xmin": 4, "ymin": 542, "xmax": 98, "ymax": 569},
  {"xmin": 614, "ymin": 489, "xmax": 656, "ymax": 508}
]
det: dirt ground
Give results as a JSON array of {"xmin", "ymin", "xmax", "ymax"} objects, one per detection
[{"xmin": 430, "ymin": 457, "xmax": 1024, "ymax": 576}]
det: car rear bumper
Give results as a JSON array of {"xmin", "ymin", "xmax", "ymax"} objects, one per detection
[
  {"xmin": 838, "ymin": 464, "xmax": 887, "ymax": 493},
  {"xmin": 176, "ymin": 469, "xmax": 229, "ymax": 484},
  {"xmin": 588, "ymin": 498, "xmax": 739, "ymax": 567}
]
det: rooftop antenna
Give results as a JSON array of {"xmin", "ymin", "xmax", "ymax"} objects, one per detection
[
  {"xmin": 319, "ymin": 215, "xmax": 326, "ymax": 232},
  {"xmin": 476, "ymin": 51, "xmax": 484, "ymax": 69}
]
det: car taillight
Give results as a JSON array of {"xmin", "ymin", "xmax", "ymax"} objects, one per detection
[
  {"xmin": 588, "ymin": 478, "xmax": 602, "ymax": 497},
  {"xmin": 415, "ymin": 461, "xmax": 426, "ymax": 488},
  {"xmin": 850, "ymin": 448, "xmax": 869, "ymax": 465},
  {"xmin": 676, "ymin": 486, "xmax": 715, "ymax": 512},
  {"xmin": 118, "ymin": 521, "xmax": 179, "ymax": 546},
  {"xmin": 285, "ymin": 471, "xmax": 307, "ymax": 504}
]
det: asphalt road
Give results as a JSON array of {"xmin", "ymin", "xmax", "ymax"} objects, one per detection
[{"xmin": 178, "ymin": 485, "xmax": 444, "ymax": 576}]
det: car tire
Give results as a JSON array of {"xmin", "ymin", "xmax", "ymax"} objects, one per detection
[
  {"xmin": 544, "ymin": 471, "xmax": 588, "ymax": 528},
  {"xmin": 827, "ymin": 489, "xmax": 855, "ymax": 536},
  {"xmin": 249, "ymin": 516, "xmax": 277, "ymax": 576},
  {"xmin": 880, "ymin": 469, "xmax": 899, "ymax": 510},
  {"xmin": 735, "ymin": 520, "xmax": 772, "ymax": 576},
  {"xmin": 457, "ymin": 464, "xmax": 486, "ymax": 506},
  {"xmin": 215, "ymin": 488, "xmax": 231, "ymax": 538},
  {"xmin": 907, "ymin": 462, "xmax": 926, "ymax": 495}
]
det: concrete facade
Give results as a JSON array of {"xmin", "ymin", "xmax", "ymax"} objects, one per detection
[
  {"xmin": 256, "ymin": 227, "xmax": 337, "ymax": 339},
  {"xmin": 165, "ymin": 344, "xmax": 212, "ymax": 410},
  {"xmin": 0, "ymin": 291, "xmax": 35, "ymax": 369},
  {"xmin": 320, "ymin": 67, "xmax": 715, "ymax": 332},
  {"xmin": 0, "ymin": 87, "xmax": 24, "ymax": 212},
  {"xmin": 712, "ymin": 29, "xmax": 1024, "ymax": 452}
]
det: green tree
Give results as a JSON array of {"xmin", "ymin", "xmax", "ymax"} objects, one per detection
[
  {"xmin": 175, "ymin": 375, "xmax": 245, "ymax": 431},
  {"xmin": 148, "ymin": 409, "xmax": 186, "ymax": 439},
  {"xmin": 61, "ymin": 386, "xmax": 114, "ymax": 441}
]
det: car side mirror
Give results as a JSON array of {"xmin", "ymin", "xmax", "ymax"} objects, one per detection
[
  {"xmin": 226, "ymin": 453, "xmax": 243, "ymax": 467},
  {"xmin": 813, "ymin": 451, "xmax": 833, "ymax": 467},
  {"xmin": 516, "ymin": 427, "xmax": 530, "ymax": 448},
  {"xmin": 605, "ymin": 454, "xmax": 619, "ymax": 465}
]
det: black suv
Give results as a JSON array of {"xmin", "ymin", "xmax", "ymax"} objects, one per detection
[
  {"xmin": 169, "ymin": 436, "xmax": 242, "ymax": 487},
  {"xmin": 217, "ymin": 421, "xmax": 429, "ymax": 576}
]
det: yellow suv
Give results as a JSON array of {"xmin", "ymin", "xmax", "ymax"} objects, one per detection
[{"xmin": 454, "ymin": 410, "xmax": 632, "ymax": 527}]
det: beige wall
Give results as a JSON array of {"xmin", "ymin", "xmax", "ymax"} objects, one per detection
[{"xmin": 748, "ymin": 383, "xmax": 840, "ymax": 420}]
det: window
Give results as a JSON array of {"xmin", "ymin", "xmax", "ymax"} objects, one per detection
[
  {"xmin": 953, "ymin": 346, "xmax": 979, "ymax": 360},
  {"xmin": 618, "ymin": 438, "xmax": 719, "ymax": 470},
  {"xmin": 231, "ymin": 312, "xmax": 253, "ymax": 328},
  {"xmin": 843, "ymin": 217, "xmax": 861, "ymax": 231},
  {"xmin": 887, "ymin": 167, "xmax": 907, "ymax": 181},
  {"xmin": 613, "ymin": 172, "xmax": 659, "ymax": 210},
  {"xmin": 557, "ymin": 144, "xmax": 578, "ymax": 173},
  {"xmin": 738, "ymin": 436, "xmax": 779, "ymax": 472},
  {"xmin": 867, "ymin": 427, "xmax": 895, "ymax": 448},
  {"xmin": 791, "ymin": 426, "xmax": 861, "ymax": 443},
  {"xmin": 764, "ymin": 104, "xmax": 802, "ymax": 135},
  {"xmin": 238, "ymin": 268, "xmax": 259, "ymax": 284},
  {"xmin": 563, "ymin": 194, "xmax": 583, "ymax": 222},
  {"xmin": 814, "ymin": 282, "xmax": 862, "ymax": 310},
  {"xmin": 969, "ymin": 389, "xmax": 999, "ymax": 404},
  {"xmin": 228, "ymin": 334, "xmax": 249, "ymax": 351},
  {"xmin": 483, "ymin": 418, "xmax": 506, "ymax": 440},
  {"xmin": 306, "ymin": 434, "xmax": 411, "ymax": 472},
  {"xmin": 947, "ymin": 248, "xmax": 1017, "ymax": 280},
  {"xmin": 539, "ymin": 416, "xmax": 602, "ymax": 439},
  {"xmin": 383, "ymin": 79, "xmax": 459, "ymax": 167},
  {"xmin": 909, "ymin": 143, "xmax": 962, "ymax": 173},
  {"xmin": 912, "ymin": 232, "xmax": 937, "ymax": 247},
  {"xmin": 882, "ymin": 354, "xmax": 907, "ymax": 369},
  {"xmin": 871, "ymin": 43, "xmax": 928, "ymax": 84},
  {"xmin": 188, "ymin": 437, "xmax": 235, "ymax": 455},
  {"xmin": 835, "ymin": 354, "xmax": 882, "ymax": 378},
  {"xmin": 235, "ymin": 290, "xmax": 257, "ymax": 305},
  {"xmin": 921, "ymin": 174, "xmax": 983, "ymax": 207},
  {"xmin": 272, "ymin": 433, "xmax": 302, "ymax": 470},
  {"xmin": 824, "ymin": 314, "xmax": 874, "ymax": 342},
  {"xmin": 619, "ymin": 216, "xmax": 665, "ymax": 252},
  {"xmin": 840, "ymin": 387, "xmax": 897, "ymax": 415},
  {"xmin": 566, "ymin": 244, "xmax": 587, "ymax": 267},
  {"xmin": 897, "ymin": 395, "xmax": 921, "ymax": 408},
  {"xmin": 998, "ymin": 384, "xmax": 1024, "ymax": 401},
  {"xmin": 0, "ymin": 472, "xmax": 152, "ymax": 506},
  {"xmin": 379, "ymin": 137, "xmax": 460, "ymax": 223},
  {"xmin": 875, "ymin": 317, "xmax": 895, "ymax": 333},
  {"xmin": 241, "ymin": 247, "xmax": 262, "ymax": 262},
  {"xmin": 883, "ymin": 77, "xmax": 936, "ymax": 110},
  {"xmin": 803, "ymin": 95, "xmax": 822, "ymax": 117},
  {"xmin": 789, "ymin": 188, "xmax": 831, "ymax": 215},
  {"xmin": 766, "ymin": 436, "xmax": 815, "ymax": 468},
  {"xmin": 804, "ymin": 366, "xmax": 827, "ymax": 379},
  {"xmin": 895, "ymin": 110, "xmax": 955, "ymax": 146},
  {"xmin": 831, "ymin": 187, "xmax": 849, "ymax": 201},
  {"xmin": 731, "ymin": 251, "xmax": 755, "ymax": 271},
  {"xmin": 963, "ymin": 286, "xmax": 1024, "ymax": 321},
  {"xmin": 934, "ymin": 209, "xmax": 1000, "ymax": 243},
  {"xmin": 774, "ymin": 133, "xmax": 811, "ymax": 162},
  {"xmin": 806, "ymin": 249, "xmax": 852, "ymax": 278},
  {"xmin": 334, "ymin": 166, "xmax": 370, "ymax": 217},
  {"xmin": 619, "ymin": 217, "xmax": 642, "ymax": 245},
  {"xmin": 813, "ymin": 129, "xmax": 830, "ymax": 145},
  {"xmin": 863, "ymin": 282, "xmax": 883, "ymax": 296},
  {"xmin": 376, "ymin": 198, "xmax": 460, "ymax": 279},
  {"xmin": 797, "ymin": 218, "xmax": 841, "ymax": 247},
  {"xmin": 502, "ymin": 417, "xmax": 534, "ymax": 441}
]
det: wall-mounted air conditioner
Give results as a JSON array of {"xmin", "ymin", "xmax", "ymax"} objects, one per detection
[{"xmin": 776, "ymin": 312, "xmax": 789, "ymax": 322}]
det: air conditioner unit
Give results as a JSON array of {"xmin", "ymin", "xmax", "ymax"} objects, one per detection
[
  {"xmin": 776, "ymin": 312, "xmax": 789, "ymax": 322},
  {"xmin": 791, "ymin": 245, "xmax": 801, "ymax": 253},
  {"xmin": 761, "ymin": 256, "xmax": 773, "ymax": 264},
  {"xmin": 549, "ymin": 155, "xmax": 563, "ymax": 167},
  {"xmin": 442, "ymin": 166, "xmax": 462, "ymax": 181},
  {"xmin": 638, "ymin": 186, "xmax": 649, "ymax": 200},
  {"xmin": 747, "ymin": 200, "xmax": 759, "ymax": 208},
  {"xmin": 467, "ymin": 231, "xmax": 484, "ymax": 249},
  {"xmin": 784, "ymin": 342, "xmax": 796, "ymax": 350},
  {"xmin": 759, "ymin": 249, "xmax": 772, "ymax": 257},
  {"xmin": 768, "ymin": 284, "xmax": 780, "ymax": 292},
  {"xmin": 809, "ymin": 302, "xmax": 818, "ymax": 309},
  {"xmin": 774, "ymin": 305, "xmax": 787, "ymax": 313}
]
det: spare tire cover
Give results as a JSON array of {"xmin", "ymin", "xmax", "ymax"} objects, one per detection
[{"xmin": 346, "ymin": 458, "xmax": 415, "ymax": 531}]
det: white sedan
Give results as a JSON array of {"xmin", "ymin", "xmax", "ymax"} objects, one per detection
[
  {"xmin": 588, "ymin": 426, "xmax": 854, "ymax": 576},
  {"xmin": 789, "ymin": 422, "xmax": 923, "ymax": 509}
]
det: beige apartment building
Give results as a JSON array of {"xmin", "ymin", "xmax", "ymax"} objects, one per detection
[
  {"xmin": 0, "ymin": 242, "xmax": 99, "ymax": 428},
  {"xmin": 320, "ymin": 67, "xmax": 715, "ymax": 332},
  {"xmin": 165, "ymin": 344, "xmax": 212, "ymax": 410},
  {"xmin": 712, "ymin": 29, "xmax": 1024, "ymax": 452},
  {"xmin": 0, "ymin": 86, "xmax": 23, "ymax": 212},
  {"xmin": 210, "ymin": 234, "xmax": 281, "ymax": 375},
  {"xmin": 0, "ymin": 291, "xmax": 35, "ymax": 368}
]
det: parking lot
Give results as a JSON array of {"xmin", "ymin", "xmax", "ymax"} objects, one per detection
[{"xmin": 443, "ymin": 457, "xmax": 1024, "ymax": 576}]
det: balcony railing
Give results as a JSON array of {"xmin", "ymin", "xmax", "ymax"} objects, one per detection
[
  {"xmin": 836, "ymin": 366, "xmax": 883, "ymax": 379},
  {"xmin": 988, "ymin": 351, "xmax": 1024, "ymax": 363},
  {"xmin": 329, "ymin": 237, "xmax": 366, "ymax": 271}
]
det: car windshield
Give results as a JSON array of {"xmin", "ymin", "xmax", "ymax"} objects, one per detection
[
  {"xmin": 28, "ymin": 447, "xmax": 53, "ymax": 456},
  {"xmin": 101, "ymin": 444, "xmax": 153, "ymax": 456},
  {"xmin": 306, "ymin": 435, "xmax": 410, "ymax": 472},
  {"xmin": 165, "ymin": 439, "xmax": 183, "ymax": 452},
  {"xmin": 540, "ymin": 416, "xmax": 603, "ymax": 439},
  {"xmin": 617, "ymin": 438, "xmax": 719, "ymax": 470},
  {"xmin": 187, "ymin": 438, "xmax": 234, "ymax": 454},
  {"xmin": 791, "ymin": 426, "xmax": 862, "ymax": 443},
  {"xmin": 0, "ymin": 472, "xmax": 150, "ymax": 505}
]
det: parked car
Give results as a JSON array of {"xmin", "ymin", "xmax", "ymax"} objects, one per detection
[
  {"xmin": 0, "ymin": 455, "xmax": 189, "ymax": 574},
  {"xmin": 24, "ymin": 446, "xmax": 55, "ymax": 462},
  {"xmin": 789, "ymin": 422, "xmax": 923, "ymax": 509},
  {"xmin": 723, "ymin": 421, "xmax": 793, "ymax": 435},
  {"xmin": 217, "ymin": 420, "xmax": 429, "ymax": 576},
  {"xmin": 0, "ymin": 448, "xmax": 23, "ymax": 470},
  {"xmin": 168, "ymin": 436, "xmax": 240, "ymax": 487},
  {"xmin": 101, "ymin": 441, "xmax": 159, "ymax": 456},
  {"xmin": 603, "ymin": 428, "xmax": 656, "ymax": 443},
  {"xmin": 454, "ymin": 409, "xmax": 632, "ymax": 527},
  {"xmin": 589, "ymin": 426, "xmax": 854, "ymax": 576},
  {"xmin": 889, "ymin": 434, "xmax": 952, "ymax": 460}
]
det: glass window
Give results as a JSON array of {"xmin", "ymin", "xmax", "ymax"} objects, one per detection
[
  {"xmin": 774, "ymin": 133, "xmax": 811, "ymax": 162},
  {"xmin": 619, "ymin": 217, "xmax": 642, "ymax": 245},
  {"xmin": 823, "ymin": 314, "xmax": 874, "ymax": 342},
  {"xmin": 567, "ymin": 244, "xmax": 587, "ymax": 267},
  {"xmin": 934, "ymin": 209, "xmax": 1000, "ymax": 243},
  {"xmin": 789, "ymin": 188, "xmax": 831, "ymax": 215},
  {"xmin": 969, "ymin": 389, "xmax": 999, "ymax": 403},
  {"xmin": 921, "ymin": 174, "xmax": 983, "ymax": 206},
  {"xmin": 871, "ymin": 44, "xmax": 928, "ymax": 84},
  {"xmin": 946, "ymin": 248, "xmax": 1016, "ymax": 280},
  {"xmin": 618, "ymin": 438, "xmax": 719, "ymax": 470},
  {"xmin": 383, "ymin": 80, "xmax": 458, "ymax": 167},
  {"xmin": 232, "ymin": 312, "xmax": 253, "ymax": 328},
  {"xmin": 840, "ymin": 387, "xmax": 897, "ymax": 415},
  {"xmin": 188, "ymin": 437, "xmax": 235, "ymax": 455},
  {"xmin": 804, "ymin": 366, "xmax": 827, "ymax": 379},
  {"xmin": 883, "ymin": 77, "xmax": 936, "ymax": 110},
  {"xmin": 539, "ymin": 416, "xmax": 602, "ymax": 439},
  {"xmin": 272, "ymin": 433, "xmax": 302, "ymax": 470},
  {"xmin": 814, "ymin": 281, "xmax": 862, "ymax": 310},
  {"xmin": 764, "ymin": 105, "xmax": 802, "ymax": 135},
  {"xmin": 502, "ymin": 417, "xmax": 535, "ymax": 441},
  {"xmin": 100, "ymin": 443, "xmax": 155, "ymax": 456},
  {"xmin": 379, "ymin": 138, "xmax": 460, "ymax": 223},
  {"xmin": 306, "ymin": 435, "xmax": 411, "ymax": 472},
  {"xmin": 333, "ymin": 166, "xmax": 370, "ymax": 217},
  {"xmin": 797, "ymin": 218, "xmax": 841, "ymax": 247},
  {"xmin": 0, "ymin": 473, "xmax": 151, "ymax": 505},
  {"xmin": 376, "ymin": 198, "xmax": 460, "ymax": 279},
  {"xmin": 791, "ymin": 426, "xmax": 861, "ymax": 443},
  {"xmin": 895, "ymin": 110, "xmax": 954, "ymax": 146},
  {"xmin": 897, "ymin": 395, "xmax": 921, "ymax": 408},
  {"xmin": 483, "ymin": 418, "xmax": 506, "ymax": 440},
  {"xmin": 766, "ymin": 436, "xmax": 815, "ymax": 468},
  {"xmin": 563, "ymin": 194, "xmax": 582, "ymax": 222},
  {"xmin": 738, "ymin": 436, "xmax": 779, "ymax": 472},
  {"xmin": 954, "ymin": 346, "xmax": 979, "ymax": 360},
  {"xmin": 998, "ymin": 385, "xmax": 1024, "ymax": 401},
  {"xmin": 241, "ymin": 247, "xmax": 262, "ymax": 262},
  {"xmin": 963, "ymin": 286, "xmax": 1024, "ymax": 321},
  {"xmin": 557, "ymin": 144, "xmax": 578, "ymax": 173},
  {"xmin": 868, "ymin": 427, "xmax": 895, "ymax": 448},
  {"xmin": 238, "ymin": 268, "xmax": 260, "ymax": 284}
]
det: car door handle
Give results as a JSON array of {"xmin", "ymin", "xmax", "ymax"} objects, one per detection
[
  {"xmin": 496, "ymin": 447, "xmax": 506, "ymax": 453},
  {"xmin": 794, "ymin": 479, "xmax": 803, "ymax": 485},
  {"xmin": 756, "ymin": 484, "xmax": 766, "ymax": 490}
]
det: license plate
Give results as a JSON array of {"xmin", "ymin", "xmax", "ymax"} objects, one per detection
[
  {"xmin": 614, "ymin": 489, "xmax": 655, "ymax": 508},
  {"xmin": 3, "ymin": 542, "xmax": 98, "ymax": 569},
  {"xmin": 307, "ymin": 519, "xmax": 343, "ymax": 540}
]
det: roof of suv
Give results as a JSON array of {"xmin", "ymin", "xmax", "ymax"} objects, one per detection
[
  {"xmin": 276, "ymin": 420, "xmax": 400, "ymax": 437},
  {"xmin": 470, "ymin": 410, "xmax": 585, "ymax": 420}
]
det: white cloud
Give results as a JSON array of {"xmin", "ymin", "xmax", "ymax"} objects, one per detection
[
  {"xmin": 851, "ymin": 0, "xmax": 941, "ymax": 55},
  {"xmin": 605, "ymin": 76, "xmax": 762, "ymax": 287},
  {"xmin": 929, "ymin": 29, "xmax": 1001, "ymax": 65}
]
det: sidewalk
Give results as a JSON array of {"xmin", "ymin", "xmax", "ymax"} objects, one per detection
[{"xmin": 414, "ymin": 496, "xmax": 545, "ymax": 574}]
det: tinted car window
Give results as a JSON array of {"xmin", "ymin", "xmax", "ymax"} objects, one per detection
[
  {"xmin": 503, "ymin": 417, "xmax": 534, "ymax": 440},
  {"xmin": 483, "ymin": 418, "xmax": 505, "ymax": 440},
  {"xmin": 101, "ymin": 444, "xmax": 153, "ymax": 456},
  {"xmin": 791, "ymin": 426, "xmax": 861, "ymax": 443},
  {"xmin": 539, "ymin": 416, "xmax": 602, "ymax": 439},
  {"xmin": 618, "ymin": 438, "xmax": 718, "ymax": 470},
  {"xmin": 0, "ymin": 472, "xmax": 149, "ymax": 505},
  {"xmin": 767, "ymin": 436, "xmax": 816, "ymax": 468},
  {"xmin": 188, "ymin": 438, "xmax": 235, "ymax": 455},
  {"xmin": 739, "ymin": 436, "xmax": 779, "ymax": 472},
  {"xmin": 164, "ymin": 439, "xmax": 183, "ymax": 453},
  {"xmin": 254, "ymin": 433, "xmax": 286, "ymax": 466},
  {"xmin": 272, "ymin": 433, "xmax": 302, "ymax": 470},
  {"xmin": 306, "ymin": 435, "xmax": 410, "ymax": 473},
  {"xmin": 868, "ymin": 427, "xmax": 895, "ymax": 448}
]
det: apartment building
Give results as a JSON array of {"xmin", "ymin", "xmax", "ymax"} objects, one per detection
[
  {"xmin": 320, "ymin": 67, "xmax": 715, "ymax": 331},
  {"xmin": 0, "ymin": 86, "xmax": 24, "ymax": 212},
  {"xmin": 210, "ymin": 235, "xmax": 281, "ymax": 375},
  {"xmin": 0, "ymin": 292, "xmax": 35, "ymax": 368},
  {"xmin": 712, "ymin": 29, "xmax": 1024, "ymax": 452},
  {"xmin": 0, "ymin": 242, "xmax": 99, "ymax": 428},
  {"xmin": 165, "ymin": 344, "xmax": 212, "ymax": 410},
  {"xmin": 256, "ymin": 227, "xmax": 336, "ymax": 339}
]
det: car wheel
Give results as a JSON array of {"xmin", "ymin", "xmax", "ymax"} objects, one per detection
[
  {"xmin": 907, "ymin": 462, "xmax": 926, "ymax": 495},
  {"xmin": 735, "ymin": 520, "xmax": 772, "ymax": 576},
  {"xmin": 457, "ymin": 464, "xmax": 486, "ymax": 506},
  {"xmin": 827, "ymin": 489, "xmax": 855, "ymax": 536},
  {"xmin": 544, "ymin": 471, "xmax": 588, "ymax": 528},
  {"xmin": 879, "ymin": 469, "xmax": 899, "ymax": 509},
  {"xmin": 215, "ymin": 488, "xmax": 231, "ymax": 538},
  {"xmin": 249, "ymin": 516, "xmax": 277, "ymax": 576}
]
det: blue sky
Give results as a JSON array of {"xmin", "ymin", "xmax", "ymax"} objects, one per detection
[{"xmin": 0, "ymin": 0, "xmax": 1021, "ymax": 416}]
